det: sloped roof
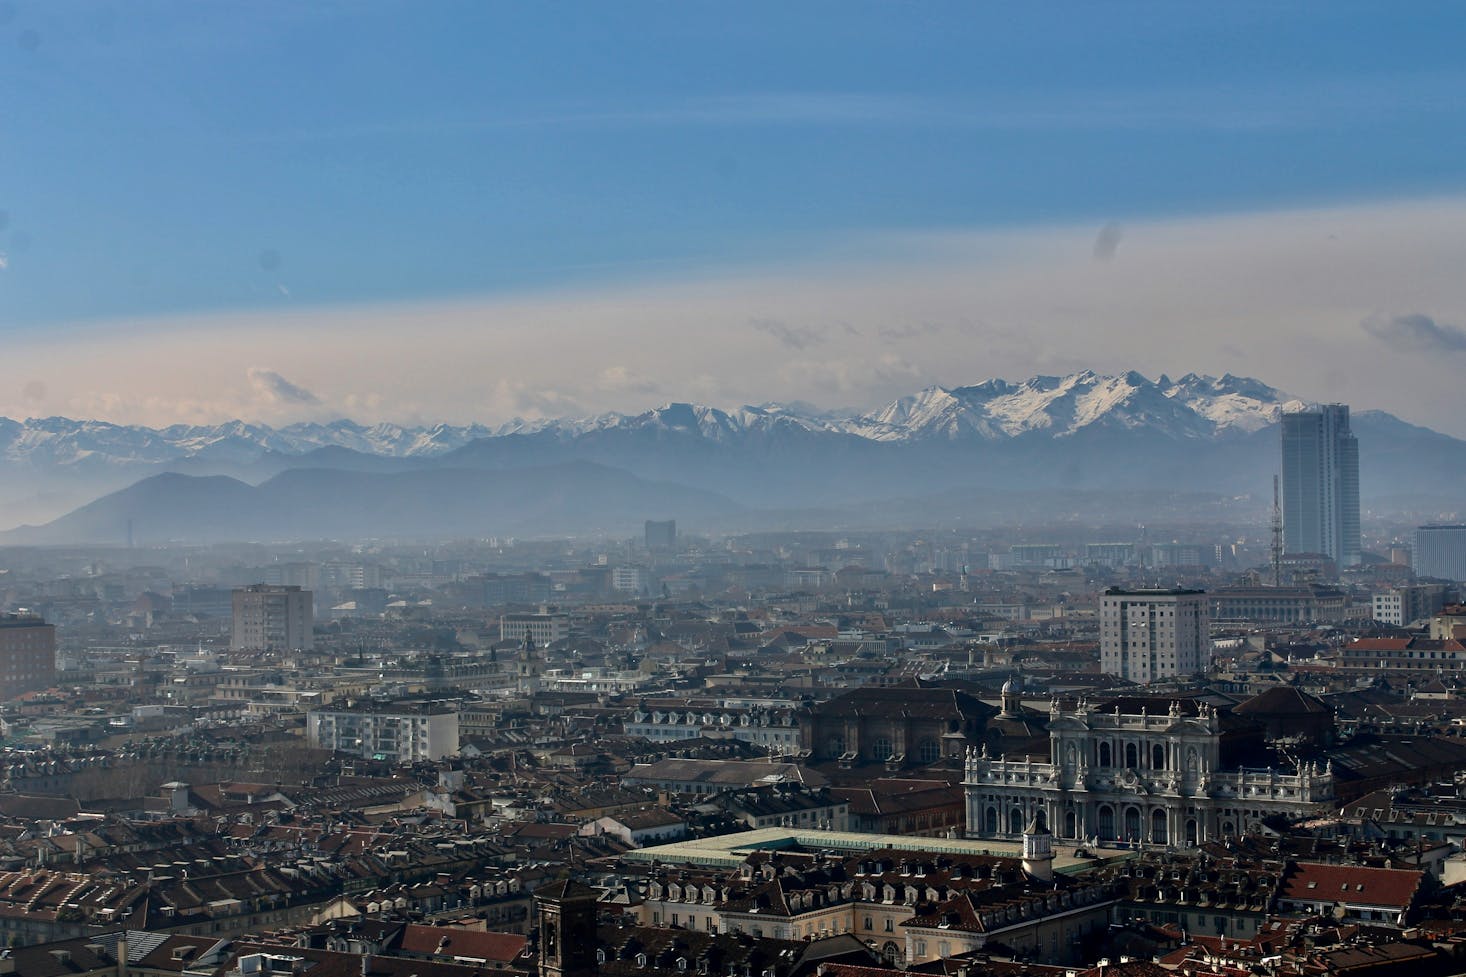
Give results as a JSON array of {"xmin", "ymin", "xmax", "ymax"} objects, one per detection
[
  {"xmin": 1234, "ymin": 686, "xmax": 1331, "ymax": 716},
  {"xmin": 1278, "ymin": 862, "xmax": 1421, "ymax": 909},
  {"xmin": 399, "ymin": 924, "xmax": 526, "ymax": 963}
]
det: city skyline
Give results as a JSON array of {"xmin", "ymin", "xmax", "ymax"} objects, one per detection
[{"xmin": 5, "ymin": 5, "xmax": 1466, "ymax": 431}]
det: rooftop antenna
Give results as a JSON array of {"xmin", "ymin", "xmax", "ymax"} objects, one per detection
[{"xmin": 1270, "ymin": 474, "xmax": 1283, "ymax": 587}]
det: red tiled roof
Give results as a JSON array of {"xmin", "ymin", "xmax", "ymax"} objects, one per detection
[
  {"xmin": 400, "ymin": 924, "xmax": 527, "ymax": 963},
  {"xmin": 1278, "ymin": 862, "xmax": 1422, "ymax": 909},
  {"xmin": 1344, "ymin": 639, "xmax": 1412, "ymax": 651}
]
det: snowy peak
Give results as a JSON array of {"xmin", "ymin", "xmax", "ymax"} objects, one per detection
[
  {"xmin": 849, "ymin": 370, "xmax": 1283, "ymax": 442},
  {"xmin": 0, "ymin": 372, "xmax": 1298, "ymax": 473}
]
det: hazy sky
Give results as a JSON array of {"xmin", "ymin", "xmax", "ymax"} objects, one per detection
[{"xmin": 4, "ymin": 3, "xmax": 1466, "ymax": 432}]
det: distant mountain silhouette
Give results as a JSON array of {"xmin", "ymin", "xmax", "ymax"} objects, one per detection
[
  {"xmin": 2, "ymin": 462, "xmax": 740, "ymax": 544},
  {"xmin": 3, "ymin": 372, "xmax": 1464, "ymax": 535}
]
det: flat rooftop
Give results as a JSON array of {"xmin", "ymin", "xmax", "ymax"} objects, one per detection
[{"xmin": 622, "ymin": 827, "xmax": 1135, "ymax": 873}]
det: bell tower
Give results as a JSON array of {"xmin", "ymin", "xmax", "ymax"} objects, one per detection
[
  {"xmin": 535, "ymin": 879, "xmax": 599, "ymax": 977},
  {"xmin": 518, "ymin": 632, "xmax": 542, "ymax": 695},
  {"xmin": 1021, "ymin": 815, "xmax": 1054, "ymax": 882}
]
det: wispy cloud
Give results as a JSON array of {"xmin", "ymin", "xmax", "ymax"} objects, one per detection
[
  {"xmin": 1362, "ymin": 312, "xmax": 1466, "ymax": 355},
  {"xmin": 246, "ymin": 368, "xmax": 321, "ymax": 406},
  {"xmin": 750, "ymin": 317, "xmax": 825, "ymax": 350},
  {"xmin": 233, "ymin": 71, "xmax": 1466, "ymax": 147},
  {"xmin": 597, "ymin": 365, "xmax": 659, "ymax": 396}
]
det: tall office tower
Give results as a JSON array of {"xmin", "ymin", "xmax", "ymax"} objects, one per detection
[
  {"xmin": 1415, "ymin": 525, "xmax": 1466, "ymax": 581},
  {"xmin": 644, "ymin": 519, "xmax": 676, "ymax": 551},
  {"xmin": 230, "ymin": 584, "xmax": 314, "ymax": 652},
  {"xmin": 0, "ymin": 612, "xmax": 57, "ymax": 699},
  {"xmin": 1281, "ymin": 404, "xmax": 1360, "ymax": 568},
  {"xmin": 1099, "ymin": 588, "xmax": 1210, "ymax": 683}
]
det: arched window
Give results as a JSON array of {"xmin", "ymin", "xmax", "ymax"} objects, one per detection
[
  {"xmin": 1151, "ymin": 809, "xmax": 1168, "ymax": 844},
  {"xmin": 1222, "ymin": 820, "xmax": 1235, "ymax": 837},
  {"xmin": 870, "ymin": 737, "xmax": 893, "ymax": 761},
  {"xmin": 1009, "ymin": 808, "xmax": 1024, "ymax": 835},
  {"xmin": 1152, "ymin": 744, "xmax": 1165, "ymax": 769},
  {"xmin": 984, "ymin": 806, "xmax": 998, "ymax": 836},
  {"xmin": 1185, "ymin": 818, "xmax": 1198, "ymax": 845},
  {"xmin": 1124, "ymin": 743, "xmax": 1138, "ymax": 768},
  {"xmin": 1064, "ymin": 811, "xmax": 1077, "ymax": 839},
  {"xmin": 916, "ymin": 739, "xmax": 941, "ymax": 764},
  {"xmin": 1097, "ymin": 805, "xmax": 1115, "ymax": 840},
  {"xmin": 881, "ymin": 943, "xmax": 901, "ymax": 965},
  {"xmin": 1124, "ymin": 806, "xmax": 1141, "ymax": 841},
  {"xmin": 1099, "ymin": 743, "xmax": 1112, "ymax": 767}
]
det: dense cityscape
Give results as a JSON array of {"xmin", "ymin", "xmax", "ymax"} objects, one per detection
[
  {"xmin": 0, "ymin": 401, "xmax": 1465, "ymax": 977},
  {"xmin": 9, "ymin": 5, "xmax": 1466, "ymax": 977}
]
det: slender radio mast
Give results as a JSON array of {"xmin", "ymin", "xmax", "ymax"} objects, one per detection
[{"xmin": 1270, "ymin": 474, "xmax": 1283, "ymax": 587}]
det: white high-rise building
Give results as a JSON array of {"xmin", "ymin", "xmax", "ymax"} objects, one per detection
[
  {"xmin": 1281, "ymin": 404, "xmax": 1361, "ymax": 568},
  {"xmin": 1099, "ymin": 588, "xmax": 1209, "ymax": 683},
  {"xmin": 308, "ymin": 700, "xmax": 459, "ymax": 760}
]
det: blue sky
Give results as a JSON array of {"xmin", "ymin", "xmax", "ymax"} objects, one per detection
[{"xmin": 4, "ymin": 3, "xmax": 1466, "ymax": 427}]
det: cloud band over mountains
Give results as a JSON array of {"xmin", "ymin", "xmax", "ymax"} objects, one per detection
[{"xmin": 6, "ymin": 196, "xmax": 1466, "ymax": 436}]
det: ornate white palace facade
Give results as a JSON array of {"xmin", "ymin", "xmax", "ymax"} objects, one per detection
[{"xmin": 964, "ymin": 697, "xmax": 1334, "ymax": 847}]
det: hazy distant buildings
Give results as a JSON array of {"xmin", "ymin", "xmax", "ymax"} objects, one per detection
[
  {"xmin": 263, "ymin": 561, "xmax": 319, "ymax": 590},
  {"xmin": 230, "ymin": 584, "xmax": 314, "ymax": 652},
  {"xmin": 1149, "ymin": 542, "xmax": 1216, "ymax": 569},
  {"xmin": 612, "ymin": 566, "xmax": 651, "ymax": 593},
  {"xmin": 1281, "ymin": 404, "xmax": 1361, "ymax": 568},
  {"xmin": 1415, "ymin": 525, "xmax": 1466, "ymax": 581},
  {"xmin": 1211, "ymin": 584, "xmax": 1349, "ymax": 624},
  {"xmin": 1372, "ymin": 584, "xmax": 1451, "ymax": 627},
  {"xmin": 1084, "ymin": 543, "xmax": 1135, "ymax": 568},
  {"xmin": 1099, "ymin": 588, "xmax": 1209, "ymax": 683},
  {"xmin": 499, "ymin": 611, "xmax": 569, "ymax": 646},
  {"xmin": 0, "ymin": 612, "xmax": 56, "ymax": 700},
  {"xmin": 644, "ymin": 519, "xmax": 676, "ymax": 551}
]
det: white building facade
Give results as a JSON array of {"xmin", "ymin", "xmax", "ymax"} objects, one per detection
[
  {"xmin": 1100, "ymin": 588, "xmax": 1209, "ymax": 683},
  {"xmin": 964, "ymin": 698, "xmax": 1334, "ymax": 847},
  {"xmin": 308, "ymin": 702, "xmax": 459, "ymax": 761}
]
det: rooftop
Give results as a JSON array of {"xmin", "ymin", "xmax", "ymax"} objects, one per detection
[{"xmin": 621, "ymin": 826, "xmax": 1134, "ymax": 872}]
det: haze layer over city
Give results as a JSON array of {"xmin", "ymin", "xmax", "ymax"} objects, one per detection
[{"xmin": 4, "ymin": 6, "xmax": 1466, "ymax": 977}]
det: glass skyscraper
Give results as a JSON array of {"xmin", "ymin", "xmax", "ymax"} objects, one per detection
[
  {"xmin": 1415, "ymin": 525, "xmax": 1466, "ymax": 581},
  {"xmin": 1281, "ymin": 404, "xmax": 1360, "ymax": 567}
]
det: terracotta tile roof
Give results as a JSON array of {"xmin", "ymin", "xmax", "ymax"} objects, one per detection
[
  {"xmin": 1278, "ymin": 862, "xmax": 1422, "ymax": 909},
  {"xmin": 400, "ymin": 924, "xmax": 527, "ymax": 963}
]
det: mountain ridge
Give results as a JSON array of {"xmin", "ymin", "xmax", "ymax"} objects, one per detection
[
  {"xmin": 0, "ymin": 370, "xmax": 1344, "ymax": 466},
  {"xmin": 3, "ymin": 372, "xmax": 1462, "ymax": 536}
]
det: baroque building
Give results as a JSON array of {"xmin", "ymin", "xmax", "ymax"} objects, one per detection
[{"xmin": 964, "ymin": 696, "xmax": 1334, "ymax": 847}]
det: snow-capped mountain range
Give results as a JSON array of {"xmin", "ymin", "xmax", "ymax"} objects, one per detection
[
  {"xmin": 0, "ymin": 371, "xmax": 1303, "ymax": 469},
  {"xmin": 7, "ymin": 371, "xmax": 1460, "ymax": 538}
]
